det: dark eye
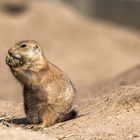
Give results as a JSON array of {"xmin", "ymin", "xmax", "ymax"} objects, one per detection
[
  {"xmin": 35, "ymin": 45, "xmax": 39, "ymax": 49},
  {"xmin": 20, "ymin": 44, "xmax": 27, "ymax": 48}
]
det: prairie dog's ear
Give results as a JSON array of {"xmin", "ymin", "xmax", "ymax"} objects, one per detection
[
  {"xmin": 33, "ymin": 44, "xmax": 41, "ymax": 54},
  {"xmin": 34, "ymin": 44, "xmax": 39, "ymax": 50}
]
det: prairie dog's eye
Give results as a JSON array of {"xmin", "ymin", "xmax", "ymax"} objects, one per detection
[
  {"xmin": 20, "ymin": 44, "xmax": 27, "ymax": 48},
  {"xmin": 35, "ymin": 45, "xmax": 39, "ymax": 49}
]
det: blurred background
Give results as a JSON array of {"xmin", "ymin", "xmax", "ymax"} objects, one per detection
[{"xmin": 0, "ymin": 0, "xmax": 140, "ymax": 104}]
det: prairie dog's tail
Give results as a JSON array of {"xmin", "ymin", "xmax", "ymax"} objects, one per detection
[{"xmin": 58, "ymin": 109, "xmax": 78, "ymax": 122}]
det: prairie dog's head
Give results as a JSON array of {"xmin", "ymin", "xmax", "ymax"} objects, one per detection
[{"xmin": 6, "ymin": 40, "xmax": 44, "ymax": 69}]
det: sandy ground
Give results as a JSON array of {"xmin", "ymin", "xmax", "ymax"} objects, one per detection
[
  {"xmin": 0, "ymin": 127, "xmax": 57, "ymax": 140},
  {"xmin": 0, "ymin": 86, "xmax": 140, "ymax": 140},
  {"xmin": 0, "ymin": 1, "xmax": 140, "ymax": 140}
]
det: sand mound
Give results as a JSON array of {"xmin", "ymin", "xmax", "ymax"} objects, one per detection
[
  {"xmin": 0, "ymin": 86, "xmax": 140, "ymax": 139},
  {"xmin": 90, "ymin": 64, "xmax": 140, "ymax": 98},
  {"xmin": 46, "ymin": 86, "xmax": 140, "ymax": 139},
  {"xmin": 80, "ymin": 86, "xmax": 140, "ymax": 116}
]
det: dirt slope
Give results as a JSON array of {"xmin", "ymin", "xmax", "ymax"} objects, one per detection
[
  {"xmin": 90, "ymin": 64, "xmax": 140, "ymax": 98},
  {"xmin": 0, "ymin": 86, "xmax": 140, "ymax": 140}
]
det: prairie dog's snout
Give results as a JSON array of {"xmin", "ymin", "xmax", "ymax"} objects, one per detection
[{"xmin": 6, "ymin": 40, "xmax": 43, "ymax": 68}]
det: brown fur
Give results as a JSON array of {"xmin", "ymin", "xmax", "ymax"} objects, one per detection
[{"xmin": 5, "ymin": 40, "xmax": 77, "ymax": 128}]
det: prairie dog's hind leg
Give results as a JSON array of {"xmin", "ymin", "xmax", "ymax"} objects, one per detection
[
  {"xmin": 42, "ymin": 110, "xmax": 59, "ymax": 127},
  {"xmin": 26, "ymin": 110, "xmax": 59, "ymax": 130},
  {"xmin": 58, "ymin": 109, "xmax": 78, "ymax": 122}
]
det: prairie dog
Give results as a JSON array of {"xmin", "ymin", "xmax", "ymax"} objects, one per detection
[{"xmin": 6, "ymin": 40, "xmax": 77, "ymax": 128}]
